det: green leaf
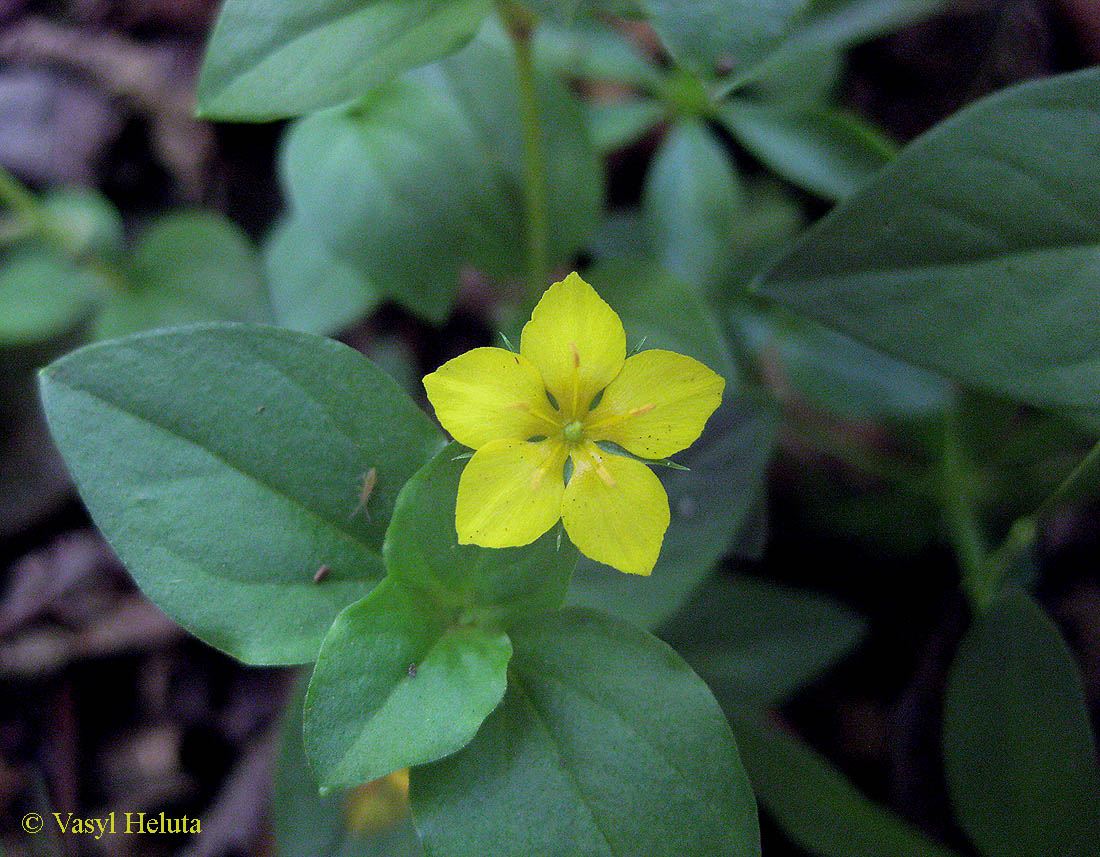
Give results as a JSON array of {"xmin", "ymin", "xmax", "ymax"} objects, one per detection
[
  {"xmin": 642, "ymin": 121, "xmax": 742, "ymax": 289},
  {"xmin": 283, "ymin": 28, "xmax": 602, "ymax": 322},
  {"xmin": 642, "ymin": 0, "xmax": 945, "ymax": 82},
  {"xmin": 565, "ymin": 262, "xmax": 776, "ymax": 627},
  {"xmin": 305, "ymin": 580, "xmax": 511, "ymax": 789},
  {"xmin": 274, "ymin": 678, "xmax": 425, "ymax": 857},
  {"xmin": 40, "ymin": 187, "xmax": 125, "ymax": 259},
  {"xmin": 39, "ymin": 325, "xmax": 444, "ymax": 665},
  {"xmin": 717, "ymin": 101, "xmax": 893, "ymax": 201},
  {"xmin": 384, "ymin": 443, "xmax": 577, "ymax": 625},
  {"xmin": 197, "ymin": 0, "xmax": 491, "ymax": 120},
  {"xmin": 662, "ymin": 575, "xmax": 866, "ymax": 704},
  {"xmin": 536, "ymin": 22, "xmax": 663, "ymax": 89},
  {"xmin": 412, "ymin": 608, "xmax": 761, "ymax": 857},
  {"xmin": 95, "ymin": 211, "xmax": 273, "ymax": 340},
  {"xmin": 730, "ymin": 710, "xmax": 961, "ymax": 857},
  {"xmin": 757, "ymin": 69, "xmax": 1100, "ymax": 416},
  {"xmin": 265, "ymin": 217, "xmax": 381, "ymax": 336},
  {"xmin": 943, "ymin": 590, "xmax": 1100, "ymax": 857},
  {"xmin": 0, "ymin": 249, "xmax": 102, "ymax": 344},
  {"xmin": 589, "ymin": 100, "xmax": 665, "ymax": 153}
]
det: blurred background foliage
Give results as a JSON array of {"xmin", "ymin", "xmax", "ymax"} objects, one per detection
[{"xmin": 2, "ymin": 0, "xmax": 1100, "ymax": 855}]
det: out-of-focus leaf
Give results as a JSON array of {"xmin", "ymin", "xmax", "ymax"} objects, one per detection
[
  {"xmin": 662, "ymin": 575, "xmax": 866, "ymax": 704},
  {"xmin": 943, "ymin": 590, "xmax": 1100, "ymax": 857},
  {"xmin": 642, "ymin": 121, "xmax": 742, "ymax": 289},
  {"xmin": 265, "ymin": 217, "xmax": 381, "ymax": 336},
  {"xmin": 731, "ymin": 711, "xmax": 962, "ymax": 857},
  {"xmin": 0, "ymin": 249, "xmax": 101, "ymax": 345},
  {"xmin": 96, "ymin": 212, "xmax": 272, "ymax": 339},
  {"xmin": 718, "ymin": 101, "xmax": 894, "ymax": 200}
]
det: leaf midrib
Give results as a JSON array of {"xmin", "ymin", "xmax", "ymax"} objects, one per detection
[{"xmin": 47, "ymin": 372, "xmax": 381, "ymax": 564}]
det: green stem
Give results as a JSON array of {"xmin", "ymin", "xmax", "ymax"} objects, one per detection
[
  {"xmin": 939, "ymin": 411, "xmax": 990, "ymax": 610},
  {"xmin": 974, "ymin": 435, "xmax": 1100, "ymax": 609},
  {"xmin": 499, "ymin": 0, "xmax": 549, "ymax": 295}
]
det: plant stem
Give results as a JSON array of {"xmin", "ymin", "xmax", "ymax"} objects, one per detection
[
  {"xmin": 939, "ymin": 411, "xmax": 990, "ymax": 611},
  {"xmin": 499, "ymin": 0, "xmax": 549, "ymax": 295},
  {"xmin": 974, "ymin": 435, "xmax": 1100, "ymax": 609}
]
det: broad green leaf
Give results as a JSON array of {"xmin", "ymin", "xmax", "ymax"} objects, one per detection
[
  {"xmin": 736, "ymin": 313, "xmax": 951, "ymax": 420},
  {"xmin": 730, "ymin": 711, "xmax": 961, "ymax": 857},
  {"xmin": 384, "ymin": 444, "xmax": 577, "ymax": 624},
  {"xmin": 757, "ymin": 69, "xmax": 1100, "ymax": 416},
  {"xmin": 717, "ymin": 101, "xmax": 893, "ymax": 201},
  {"xmin": 275, "ymin": 678, "xmax": 425, "ymax": 857},
  {"xmin": 642, "ymin": 121, "xmax": 742, "ymax": 289},
  {"xmin": 662, "ymin": 575, "xmax": 866, "ymax": 704},
  {"xmin": 283, "ymin": 28, "xmax": 602, "ymax": 322},
  {"xmin": 95, "ymin": 211, "xmax": 272, "ymax": 340},
  {"xmin": 40, "ymin": 325, "xmax": 444, "ymax": 664},
  {"xmin": 197, "ymin": 0, "xmax": 491, "ymax": 120},
  {"xmin": 412, "ymin": 609, "xmax": 760, "ymax": 857},
  {"xmin": 305, "ymin": 580, "xmax": 511, "ymax": 789},
  {"xmin": 589, "ymin": 100, "xmax": 665, "ymax": 153},
  {"xmin": 943, "ymin": 590, "xmax": 1100, "ymax": 857},
  {"xmin": 565, "ymin": 262, "xmax": 777, "ymax": 627},
  {"xmin": 0, "ymin": 249, "xmax": 101, "ymax": 344},
  {"xmin": 643, "ymin": 0, "xmax": 945, "ymax": 81},
  {"xmin": 265, "ymin": 217, "xmax": 381, "ymax": 336}
]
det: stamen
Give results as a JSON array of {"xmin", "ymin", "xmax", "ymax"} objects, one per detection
[{"xmin": 585, "ymin": 402, "xmax": 657, "ymax": 432}]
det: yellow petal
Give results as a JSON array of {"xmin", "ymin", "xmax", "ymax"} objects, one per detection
[
  {"xmin": 520, "ymin": 273, "xmax": 626, "ymax": 419},
  {"xmin": 456, "ymin": 438, "xmax": 568, "ymax": 548},
  {"xmin": 423, "ymin": 347, "xmax": 560, "ymax": 449},
  {"xmin": 561, "ymin": 442, "xmax": 670, "ymax": 575},
  {"xmin": 585, "ymin": 349, "xmax": 724, "ymax": 459}
]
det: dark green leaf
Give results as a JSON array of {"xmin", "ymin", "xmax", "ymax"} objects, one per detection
[
  {"xmin": 757, "ymin": 69, "xmax": 1100, "ymax": 415},
  {"xmin": 943, "ymin": 590, "xmax": 1100, "ymax": 857},
  {"xmin": 305, "ymin": 580, "xmax": 512, "ymax": 788},
  {"xmin": 730, "ymin": 711, "xmax": 961, "ymax": 857},
  {"xmin": 642, "ymin": 121, "xmax": 742, "ymax": 289},
  {"xmin": 717, "ymin": 101, "xmax": 893, "ymax": 201},
  {"xmin": 96, "ymin": 211, "xmax": 272, "ymax": 340},
  {"xmin": 412, "ymin": 608, "xmax": 760, "ymax": 857},
  {"xmin": 40, "ymin": 325, "xmax": 444, "ymax": 664},
  {"xmin": 265, "ymin": 217, "xmax": 381, "ymax": 336},
  {"xmin": 384, "ymin": 444, "xmax": 577, "ymax": 625},
  {"xmin": 662, "ymin": 575, "xmax": 866, "ymax": 704},
  {"xmin": 197, "ymin": 0, "xmax": 491, "ymax": 120}
]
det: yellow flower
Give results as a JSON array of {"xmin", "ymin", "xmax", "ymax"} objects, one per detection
[{"xmin": 422, "ymin": 273, "xmax": 724, "ymax": 576}]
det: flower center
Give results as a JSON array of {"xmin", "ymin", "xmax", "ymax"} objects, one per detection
[{"xmin": 562, "ymin": 420, "xmax": 585, "ymax": 444}]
